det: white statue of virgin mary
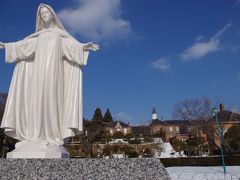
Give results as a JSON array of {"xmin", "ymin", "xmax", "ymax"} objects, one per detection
[{"xmin": 0, "ymin": 3, "xmax": 99, "ymax": 158}]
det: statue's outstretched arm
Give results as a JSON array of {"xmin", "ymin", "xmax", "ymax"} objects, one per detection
[
  {"xmin": 0, "ymin": 42, "xmax": 5, "ymax": 49},
  {"xmin": 83, "ymin": 42, "xmax": 99, "ymax": 52}
]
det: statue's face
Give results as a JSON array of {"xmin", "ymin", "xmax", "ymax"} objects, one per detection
[{"xmin": 40, "ymin": 7, "xmax": 53, "ymax": 24}]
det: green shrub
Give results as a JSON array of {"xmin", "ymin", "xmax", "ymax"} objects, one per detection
[
  {"xmin": 160, "ymin": 156, "xmax": 240, "ymax": 167},
  {"xmin": 128, "ymin": 151, "xmax": 139, "ymax": 158}
]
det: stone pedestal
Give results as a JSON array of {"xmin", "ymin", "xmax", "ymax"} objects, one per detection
[
  {"xmin": 7, "ymin": 142, "xmax": 69, "ymax": 158},
  {"xmin": 0, "ymin": 158, "xmax": 170, "ymax": 179}
]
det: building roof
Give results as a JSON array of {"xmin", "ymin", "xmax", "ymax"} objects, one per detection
[
  {"xmin": 148, "ymin": 109, "xmax": 240, "ymax": 127},
  {"xmin": 149, "ymin": 119, "xmax": 163, "ymax": 125},
  {"xmin": 163, "ymin": 120, "xmax": 190, "ymax": 125},
  {"xmin": 213, "ymin": 110, "xmax": 240, "ymax": 122},
  {"xmin": 106, "ymin": 121, "xmax": 129, "ymax": 128},
  {"xmin": 148, "ymin": 119, "xmax": 192, "ymax": 127}
]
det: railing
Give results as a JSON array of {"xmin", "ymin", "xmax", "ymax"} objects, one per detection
[{"xmin": 169, "ymin": 173, "xmax": 240, "ymax": 180}]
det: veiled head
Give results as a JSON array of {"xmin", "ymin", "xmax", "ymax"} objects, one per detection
[
  {"xmin": 40, "ymin": 7, "xmax": 53, "ymax": 24},
  {"xmin": 35, "ymin": 3, "xmax": 66, "ymax": 32}
]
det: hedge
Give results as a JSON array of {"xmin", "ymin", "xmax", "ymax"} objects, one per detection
[{"xmin": 160, "ymin": 156, "xmax": 240, "ymax": 167}]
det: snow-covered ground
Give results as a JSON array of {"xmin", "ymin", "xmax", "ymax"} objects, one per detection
[
  {"xmin": 166, "ymin": 166, "xmax": 240, "ymax": 180},
  {"xmin": 159, "ymin": 142, "xmax": 240, "ymax": 179}
]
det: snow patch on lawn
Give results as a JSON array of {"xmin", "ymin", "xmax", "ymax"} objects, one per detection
[{"xmin": 166, "ymin": 166, "xmax": 240, "ymax": 180}]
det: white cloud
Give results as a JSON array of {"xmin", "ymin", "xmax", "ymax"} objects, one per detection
[
  {"xmin": 151, "ymin": 57, "xmax": 171, "ymax": 71},
  {"xmin": 237, "ymin": 72, "xmax": 240, "ymax": 80},
  {"xmin": 195, "ymin": 35, "xmax": 204, "ymax": 41},
  {"xmin": 235, "ymin": 0, "xmax": 240, "ymax": 5},
  {"xmin": 181, "ymin": 40, "xmax": 220, "ymax": 60},
  {"xmin": 181, "ymin": 23, "xmax": 231, "ymax": 61},
  {"xmin": 58, "ymin": 0, "xmax": 132, "ymax": 41},
  {"xmin": 211, "ymin": 23, "xmax": 231, "ymax": 40},
  {"xmin": 115, "ymin": 112, "xmax": 132, "ymax": 122},
  {"xmin": 231, "ymin": 45, "xmax": 240, "ymax": 52}
]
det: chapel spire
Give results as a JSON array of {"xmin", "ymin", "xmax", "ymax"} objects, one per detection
[{"xmin": 152, "ymin": 104, "xmax": 157, "ymax": 120}]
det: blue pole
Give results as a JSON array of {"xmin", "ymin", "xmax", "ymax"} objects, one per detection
[{"xmin": 213, "ymin": 108, "xmax": 227, "ymax": 174}]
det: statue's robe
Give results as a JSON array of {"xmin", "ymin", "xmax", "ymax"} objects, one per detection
[{"xmin": 1, "ymin": 27, "xmax": 89, "ymax": 145}]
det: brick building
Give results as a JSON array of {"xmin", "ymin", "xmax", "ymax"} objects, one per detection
[
  {"xmin": 147, "ymin": 104, "xmax": 240, "ymax": 146},
  {"xmin": 106, "ymin": 121, "xmax": 132, "ymax": 136},
  {"xmin": 211, "ymin": 104, "xmax": 240, "ymax": 149}
]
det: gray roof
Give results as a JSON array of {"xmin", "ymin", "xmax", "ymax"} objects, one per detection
[{"xmin": 106, "ymin": 121, "xmax": 129, "ymax": 128}]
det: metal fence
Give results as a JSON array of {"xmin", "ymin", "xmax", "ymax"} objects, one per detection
[{"xmin": 169, "ymin": 173, "xmax": 240, "ymax": 180}]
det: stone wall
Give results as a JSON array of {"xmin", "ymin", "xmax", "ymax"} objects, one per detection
[{"xmin": 0, "ymin": 158, "xmax": 170, "ymax": 179}]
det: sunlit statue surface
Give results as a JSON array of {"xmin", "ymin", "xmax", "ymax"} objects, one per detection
[{"xmin": 0, "ymin": 3, "xmax": 99, "ymax": 158}]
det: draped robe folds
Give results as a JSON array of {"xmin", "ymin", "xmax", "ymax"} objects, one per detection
[{"xmin": 1, "ymin": 27, "xmax": 89, "ymax": 145}]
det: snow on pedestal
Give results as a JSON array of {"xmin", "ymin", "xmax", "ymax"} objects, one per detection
[{"xmin": 7, "ymin": 142, "xmax": 69, "ymax": 158}]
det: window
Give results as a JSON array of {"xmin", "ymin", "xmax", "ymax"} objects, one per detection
[
  {"xmin": 181, "ymin": 139, "xmax": 187, "ymax": 143},
  {"xmin": 223, "ymin": 128, "xmax": 227, "ymax": 135},
  {"xmin": 124, "ymin": 128, "xmax": 127, "ymax": 134},
  {"xmin": 117, "ymin": 128, "xmax": 120, "ymax": 131},
  {"xmin": 176, "ymin": 127, "xmax": 179, "ymax": 132},
  {"xmin": 110, "ymin": 129, "xmax": 113, "ymax": 134},
  {"xmin": 169, "ymin": 126, "xmax": 173, "ymax": 132}
]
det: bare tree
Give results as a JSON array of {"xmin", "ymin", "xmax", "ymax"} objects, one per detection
[
  {"xmin": 173, "ymin": 97, "xmax": 236, "ymax": 155},
  {"xmin": 173, "ymin": 97, "xmax": 213, "ymax": 121}
]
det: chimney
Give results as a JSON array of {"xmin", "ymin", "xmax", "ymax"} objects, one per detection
[{"xmin": 220, "ymin": 104, "xmax": 224, "ymax": 111}]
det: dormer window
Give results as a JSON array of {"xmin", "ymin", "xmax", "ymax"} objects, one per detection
[
  {"xmin": 176, "ymin": 127, "xmax": 179, "ymax": 132},
  {"xmin": 115, "ymin": 122, "xmax": 122, "ymax": 129}
]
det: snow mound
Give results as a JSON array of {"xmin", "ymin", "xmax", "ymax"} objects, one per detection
[{"xmin": 160, "ymin": 143, "xmax": 185, "ymax": 158}]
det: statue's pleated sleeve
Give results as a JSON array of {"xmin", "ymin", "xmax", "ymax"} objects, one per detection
[
  {"xmin": 61, "ymin": 37, "xmax": 90, "ymax": 138},
  {"xmin": 5, "ymin": 38, "xmax": 37, "ymax": 63},
  {"xmin": 62, "ymin": 38, "xmax": 89, "ymax": 66}
]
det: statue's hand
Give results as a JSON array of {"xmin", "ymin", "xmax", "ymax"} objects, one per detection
[
  {"xmin": 83, "ymin": 42, "xmax": 99, "ymax": 51},
  {"xmin": 0, "ymin": 42, "xmax": 5, "ymax": 49}
]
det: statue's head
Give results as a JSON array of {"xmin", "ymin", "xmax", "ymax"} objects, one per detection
[
  {"xmin": 40, "ymin": 6, "xmax": 53, "ymax": 25},
  {"xmin": 36, "ymin": 3, "xmax": 66, "ymax": 32}
]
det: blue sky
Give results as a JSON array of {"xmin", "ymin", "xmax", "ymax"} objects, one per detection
[{"xmin": 0, "ymin": 0, "xmax": 240, "ymax": 125}]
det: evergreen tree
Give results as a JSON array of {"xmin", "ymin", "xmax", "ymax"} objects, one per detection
[
  {"xmin": 103, "ymin": 108, "xmax": 113, "ymax": 123},
  {"xmin": 92, "ymin": 107, "xmax": 103, "ymax": 121},
  {"xmin": 224, "ymin": 124, "xmax": 240, "ymax": 152},
  {"xmin": 112, "ymin": 131, "xmax": 125, "ymax": 139}
]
